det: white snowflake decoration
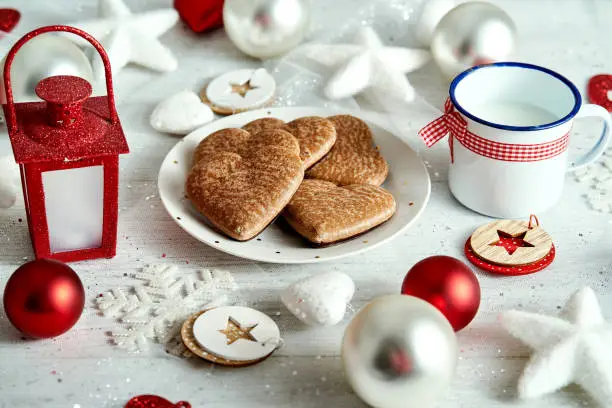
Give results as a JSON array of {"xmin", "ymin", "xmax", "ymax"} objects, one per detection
[
  {"xmin": 97, "ymin": 264, "xmax": 237, "ymax": 354},
  {"xmin": 574, "ymin": 150, "xmax": 612, "ymax": 213}
]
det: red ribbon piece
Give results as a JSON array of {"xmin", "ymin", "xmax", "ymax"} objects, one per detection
[
  {"xmin": 418, "ymin": 98, "xmax": 570, "ymax": 163},
  {"xmin": 419, "ymin": 98, "xmax": 465, "ymax": 162}
]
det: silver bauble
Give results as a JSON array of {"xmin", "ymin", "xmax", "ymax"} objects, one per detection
[
  {"xmin": 0, "ymin": 34, "xmax": 94, "ymax": 104},
  {"xmin": 431, "ymin": 1, "xmax": 516, "ymax": 79},
  {"xmin": 342, "ymin": 295, "xmax": 458, "ymax": 408},
  {"xmin": 223, "ymin": 0, "xmax": 311, "ymax": 59},
  {"xmin": 413, "ymin": 0, "xmax": 456, "ymax": 46}
]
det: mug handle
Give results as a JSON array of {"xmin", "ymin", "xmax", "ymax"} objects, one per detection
[{"xmin": 567, "ymin": 103, "xmax": 612, "ymax": 171}]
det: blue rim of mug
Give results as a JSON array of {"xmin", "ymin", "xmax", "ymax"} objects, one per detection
[{"xmin": 449, "ymin": 62, "xmax": 582, "ymax": 131}]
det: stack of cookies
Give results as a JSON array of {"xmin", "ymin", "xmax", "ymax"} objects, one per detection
[{"xmin": 186, "ymin": 115, "xmax": 396, "ymax": 245}]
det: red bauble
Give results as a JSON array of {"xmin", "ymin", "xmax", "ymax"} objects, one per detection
[
  {"xmin": 174, "ymin": 0, "xmax": 224, "ymax": 33},
  {"xmin": 401, "ymin": 255, "xmax": 480, "ymax": 332},
  {"xmin": 3, "ymin": 259, "xmax": 85, "ymax": 338}
]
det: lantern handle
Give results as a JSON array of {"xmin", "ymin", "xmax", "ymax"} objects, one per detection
[{"xmin": 3, "ymin": 25, "xmax": 119, "ymax": 132}]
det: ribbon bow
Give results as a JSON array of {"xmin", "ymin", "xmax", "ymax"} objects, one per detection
[
  {"xmin": 418, "ymin": 99, "xmax": 571, "ymax": 163},
  {"xmin": 418, "ymin": 98, "xmax": 467, "ymax": 162}
]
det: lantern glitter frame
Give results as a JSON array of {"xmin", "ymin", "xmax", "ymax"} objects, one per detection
[{"xmin": 3, "ymin": 26, "xmax": 129, "ymax": 263}]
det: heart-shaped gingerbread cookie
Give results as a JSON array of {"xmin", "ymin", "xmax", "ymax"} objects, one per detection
[
  {"xmin": 192, "ymin": 127, "xmax": 298, "ymax": 166},
  {"xmin": 307, "ymin": 115, "xmax": 388, "ymax": 186},
  {"xmin": 283, "ymin": 179, "xmax": 396, "ymax": 244},
  {"xmin": 282, "ymin": 116, "xmax": 337, "ymax": 168},
  {"xmin": 242, "ymin": 117, "xmax": 285, "ymax": 134},
  {"xmin": 241, "ymin": 116, "xmax": 337, "ymax": 168},
  {"xmin": 187, "ymin": 129, "xmax": 304, "ymax": 241}
]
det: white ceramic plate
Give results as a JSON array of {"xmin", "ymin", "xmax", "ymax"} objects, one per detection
[{"xmin": 158, "ymin": 107, "xmax": 430, "ymax": 264}]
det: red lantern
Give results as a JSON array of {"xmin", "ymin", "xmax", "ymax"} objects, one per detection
[{"xmin": 3, "ymin": 26, "xmax": 129, "ymax": 263}]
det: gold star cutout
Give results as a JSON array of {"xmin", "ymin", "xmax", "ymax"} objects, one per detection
[
  {"xmin": 219, "ymin": 317, "xmax": 258, "ymax": 345},
  {"xmin": 230, "ymin": 80, "xmax": 258, "ymax": 98}
]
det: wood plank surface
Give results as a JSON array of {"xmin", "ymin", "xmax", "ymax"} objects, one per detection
[{"xmin": 1, "ymin": 0, "xmax": 611, "ymax": 407}]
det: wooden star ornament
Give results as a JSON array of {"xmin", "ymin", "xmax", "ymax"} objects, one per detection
[
  {"xmin": 470, "ymin": 218, "xmax": 552, "ymax": 266},
  {"xmin": 501, "ymin": 287, "xmax": 612, "ymax": 406},
  {"xmin": 184, "ymin": 307, "xmax": 280, "ymax": 366}
]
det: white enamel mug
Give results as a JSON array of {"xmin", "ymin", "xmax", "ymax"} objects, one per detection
[{"xmin": 439, "ymin": 62, "xmax": 611, "ymax": 218}]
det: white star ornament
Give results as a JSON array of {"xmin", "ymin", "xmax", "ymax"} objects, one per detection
[
  {"xmin": 69, "ymin": 0, "xmax": 179, "ymax": 78},
  {"xmin": 304, "ymin": 26, "xmax": 430, "ymax": 102},
  {"xmin": 501, "ymin": 287, "xmax": 612, "ymax": 406}
]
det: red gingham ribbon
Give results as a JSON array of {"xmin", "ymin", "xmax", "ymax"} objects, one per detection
[{"xmin": 418, "ymin": 99, "xmax": 570, "ymax": 163}]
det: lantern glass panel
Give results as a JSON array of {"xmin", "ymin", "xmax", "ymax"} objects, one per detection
[{"xmin": 42, "ymin": 165, "xmax": 104, "ymax": 253}]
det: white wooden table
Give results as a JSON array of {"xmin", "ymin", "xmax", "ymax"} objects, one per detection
[{"xmin": 1, "ymin": 0, "xmax": 611, "ymax": 407}]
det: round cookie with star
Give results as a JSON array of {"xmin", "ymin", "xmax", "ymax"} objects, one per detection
[{"xmin": 201, "ymin": 68, "xmax": 276, "ymax": 115}]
